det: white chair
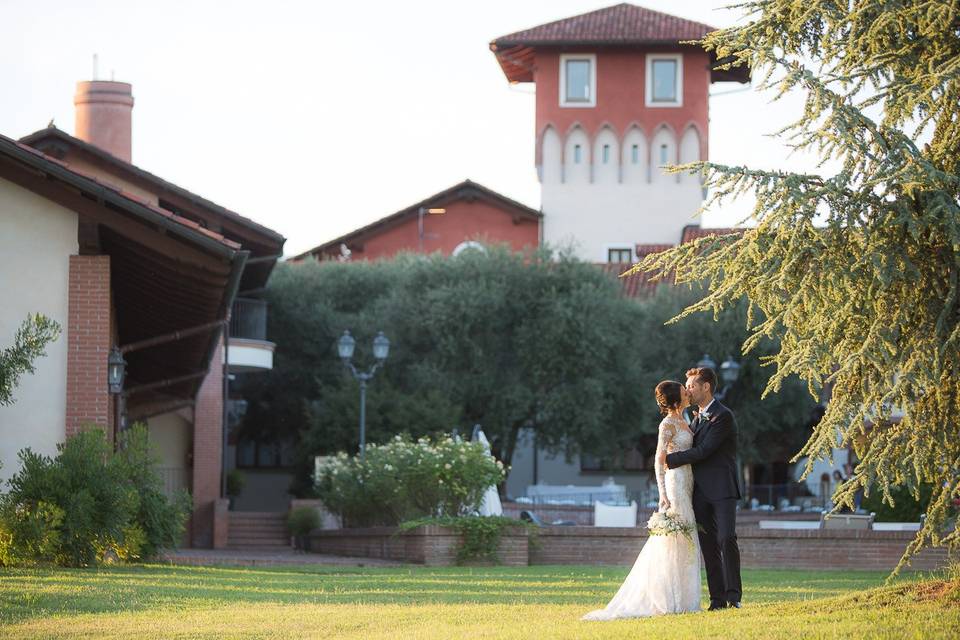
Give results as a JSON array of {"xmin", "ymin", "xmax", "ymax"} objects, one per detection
[{"xmin": 594, "ymin": 500, "xmax": 638, "ymax": 527}]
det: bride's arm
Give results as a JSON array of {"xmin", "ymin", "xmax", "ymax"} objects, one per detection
[{"xmin": 655, "ymin": 420, "xmax": 673, "ymax": 510}]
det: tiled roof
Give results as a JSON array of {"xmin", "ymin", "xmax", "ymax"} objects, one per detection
[
  {"xmin": 635, "ymin": 243, "xmax": 674, "ymax": 259},
  {"xmin": 492, "ymin": 3, "xmax": 716, "ymax": 47},
  {"xmin": 0, "ymin": 133, "xmax": 241, "ymax": 252},
  {"xmin": 596, "ymin": 262, "xmax": 668, "ymax": 298},
  {"xmin": 490, "ymin": 3, "xmax": 749, "ymax": 84},
  {"xmin": 19, "ymin": 126, "xmax": 284, "ymax": 246}
]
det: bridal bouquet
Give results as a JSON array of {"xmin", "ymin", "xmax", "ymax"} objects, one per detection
[{"xmin": 647, "ymin": 509, "xmax": 696, "ymax": 546}]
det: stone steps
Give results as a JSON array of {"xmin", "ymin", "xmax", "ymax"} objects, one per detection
[{"xmin": 227, "ymin": 512, "xmax": 289, "ymax": 549}]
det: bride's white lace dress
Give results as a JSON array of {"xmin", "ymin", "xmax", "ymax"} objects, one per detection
[{"xmin": 582, "ymin": 415, "xmax": 701, "ymax": 620}]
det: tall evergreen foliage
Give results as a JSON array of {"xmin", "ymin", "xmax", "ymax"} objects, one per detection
[{"xmin": 631, "ymin": 1, "xmax": 960, "ymax": 569}]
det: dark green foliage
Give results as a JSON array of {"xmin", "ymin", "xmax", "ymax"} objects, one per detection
[
  {"xmin": 862, "ymin": 484, "xmax": 935, "ymax": 524},
  {"xmin": 225, "ymin": 469, "xmax": 246, "ymax": 498},
  {"xmin": 633, "ymin": 0, "xmax": 960, "ymax": 570},
  {"xmin": 0, "ymin": 314, "xmax": 60, "ymax": 406},
  {"xmin": 0, "ymin": 425, "xmax": 189, "ymax": 566},
  {"xmin": 287, "ymin": 507, "xmax": 321, "ymax": 536},
  {"xmin": 243, "ymin": 246, "xmax": 649, "ymax": 492}
]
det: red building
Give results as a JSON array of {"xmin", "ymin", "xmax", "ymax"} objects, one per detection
[{"xmin": 293, "ymin": 180, "xmax": 542, "ymax": 262}]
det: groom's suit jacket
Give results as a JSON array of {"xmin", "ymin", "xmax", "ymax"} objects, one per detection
[{"xmin": 665, "ymin": 400, "xmax": 742, "ymax": 501}]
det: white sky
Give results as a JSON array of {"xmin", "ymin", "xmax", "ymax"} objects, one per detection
[{"xmin": 0, "ymin": 0, "xmax": 825, "ymax": 256}]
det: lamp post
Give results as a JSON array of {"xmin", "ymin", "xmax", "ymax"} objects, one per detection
[
  {"xmin": 337, "ymin": 330, "xmax": 390, "ymax": 460},
  {"xmin": 417, "ymin": 206, "xmax": 446, "ymax": 253}
]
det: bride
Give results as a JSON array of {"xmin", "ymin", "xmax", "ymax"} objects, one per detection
[{"xmin": 582, "ymin": 380, "xmax": 701, "ymax": 620}]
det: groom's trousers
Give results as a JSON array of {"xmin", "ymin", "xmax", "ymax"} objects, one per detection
[{"xmin": 692, "ymin": 487, "xmax": 742, "ymax": 605}]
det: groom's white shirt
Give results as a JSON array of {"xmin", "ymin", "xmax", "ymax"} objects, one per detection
[{"xmin": 700, "ymin": 398, "xmax": 718, "ymax": 419}]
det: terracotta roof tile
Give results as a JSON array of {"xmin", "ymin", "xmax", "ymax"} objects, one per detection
[
  {"xmin": 492, "ymin": 3, "xmax": 716, "ymax": 47},
  {"xmin": 1, "ymin": 134, "xmax": 241, "ymax": 251},
  {"xmin": 596, "ymin": 262, "xmax": 669, "ymax": 298}
]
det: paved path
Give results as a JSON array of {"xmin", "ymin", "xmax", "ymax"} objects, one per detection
[{"xmin": 160, "ymin": 548, "xmax": 405, "ymax": 568}]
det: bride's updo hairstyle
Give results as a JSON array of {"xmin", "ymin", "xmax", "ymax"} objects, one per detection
[{"xmin": 655, "ymin": 380, "xmax": 684, "ymax": 416}]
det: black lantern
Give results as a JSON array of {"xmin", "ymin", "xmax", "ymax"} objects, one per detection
[{"xmin": 108, "ymin": 347, "xmax": 126, "ymax": 394}]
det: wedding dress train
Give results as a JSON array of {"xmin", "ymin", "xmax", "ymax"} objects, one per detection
[{"xmin": 582, "ymin": 416, "xmax": 701, "ymax": 620}]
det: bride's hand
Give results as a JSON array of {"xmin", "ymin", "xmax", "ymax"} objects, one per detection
[{"xmin": 659, "ymin": 498, "xmax": 670, "ymax": 511}]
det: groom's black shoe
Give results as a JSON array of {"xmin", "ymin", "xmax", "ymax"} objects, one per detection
[
  {"xmin": 707, "ymin": 601, "xmax": 727, "ymax": 611},
  {"xmin": 727, "ymin": 601, "xmax": 741, "ymax": 609}
]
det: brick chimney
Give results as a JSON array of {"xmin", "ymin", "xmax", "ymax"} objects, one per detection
[{"xmin": 74, "ymin": 80, "xmax": 134, "ymax": 162}]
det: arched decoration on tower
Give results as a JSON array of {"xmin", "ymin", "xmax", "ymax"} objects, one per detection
[
  {"xmin": 621, "ymin": 123, "xmax": 648, "ymax": 185},
  {"xmin": 592, "ymin": 124, "xmax": 619, "ymax": 185},
  {"xmin": 678, "ymin": 123, "xmax": 703, "ymax": 186},
  {"xmin": 649, "ymin": 123, "xmax": 677, "ymax": 185},
  {"xmin": 563, "ymin": 124, "xmax": 590, "ymax": 185},
  {"xmin": 539, "ymin": 125, "xmax": 562, "ymax": 185}
]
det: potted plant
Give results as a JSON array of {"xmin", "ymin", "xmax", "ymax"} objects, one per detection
[
  {"xmin": 288, "ymin": 507, "xmax": 321, "ymax": 551},
  {"xmin": 226, "ymin": 469, "xmax": 246, "ymax": 510}
]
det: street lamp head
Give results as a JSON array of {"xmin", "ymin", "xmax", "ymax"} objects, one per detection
[
  {"xmin": 337, "ymin": 330, "xmax": 356, "ymax": 361},
  {"xmin": 720, "ymin": 356, "xmax": 741, "ymax": 385},
  {"xmin": 107, "ymin": 346, "xmax": 126, "ymax": 394},
  {"xmin": 696, "ymin": 353, "xmax": 717, "ymax": 371},
  {"xmin": 372, "ymin": 331, "xmax": 390, "ymax": 362}
]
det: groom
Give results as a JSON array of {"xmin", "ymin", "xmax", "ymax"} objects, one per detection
[{"xmin": 665, "ymin": 366, "xmax": 743, "ymax": 610}]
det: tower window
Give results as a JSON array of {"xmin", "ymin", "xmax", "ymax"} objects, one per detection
[
  {"xmin": 560, "ymin": 54, "xmax": 597, "ymax": 107},
  {"xmin": 631, "ymin": 144, "xmax": 640, "ymax": 164},
  {"xmin": 574, "ymin": 144, "xmax": 582, "ymax": 164},
  {"xmin": 608, "ymin": 248, "xmax": 632, "ymax": 263},
  {"xmin": 645, "ymin": 54, "xmax": 683, "ymax": 107},
  {"xmin": 660, "ymin": 144, "xmax": 669, "ymax": 165},
  {"xmin": 602, "ymin": 144, "xmax": 610, "ymax": 164}
]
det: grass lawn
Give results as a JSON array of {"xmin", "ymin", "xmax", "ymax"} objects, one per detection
[{"xmin": 0, "ymin": 564, "xmax": 957, "ymax": 639}]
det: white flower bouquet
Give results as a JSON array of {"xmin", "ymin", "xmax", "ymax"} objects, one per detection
[{"xmin": 647, "ymin": 508, "xmax": 696, "ymax": 545}]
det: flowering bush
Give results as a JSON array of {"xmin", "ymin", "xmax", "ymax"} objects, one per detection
[{"xmin": 314, "ymin": 435, "xmax": 506, "ymax": 527}]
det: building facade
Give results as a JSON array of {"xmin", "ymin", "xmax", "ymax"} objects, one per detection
[{"xmin": 1, "ymin": 79, "xmax": 284, "ymax": 546}]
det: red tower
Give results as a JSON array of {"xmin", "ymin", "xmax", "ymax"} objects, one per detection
[{"xmin": 491, "ymin": 3, "xmax": 748, "ymax": 263}]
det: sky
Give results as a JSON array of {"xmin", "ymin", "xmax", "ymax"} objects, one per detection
[{"xmin": 0, "ymin": 0, "xmax": 825, "ymax": 257}]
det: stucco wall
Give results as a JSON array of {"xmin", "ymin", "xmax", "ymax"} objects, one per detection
[{"xmin": 0, "ymin": 176, "xmax": 77, "ymax": 485}]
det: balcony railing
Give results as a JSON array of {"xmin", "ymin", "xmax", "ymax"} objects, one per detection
[
  {"xmin": 158, "ymin": 466, "xmax": 191, "ymax": 499},
  {"xmin": 230, "ymin": 298, "xmax": 268, "ymax": 341}
]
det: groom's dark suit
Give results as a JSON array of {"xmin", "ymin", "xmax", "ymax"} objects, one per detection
[{"xmin": 666, "ymin": 399, "xmax": 742, "ymax": 607}]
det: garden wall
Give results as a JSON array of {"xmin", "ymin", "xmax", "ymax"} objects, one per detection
[
  {"xmin": 311, "ymin": 524, "xmax": 953, "ymax": 572},
  {"xmin": 309, "ymin": 525, "xmax": 529, "ymax": 566}
]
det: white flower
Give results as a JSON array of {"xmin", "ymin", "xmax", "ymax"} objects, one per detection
[{"xmin": 444, "ymin": 463, "xmax": 452, "ymax": 470}]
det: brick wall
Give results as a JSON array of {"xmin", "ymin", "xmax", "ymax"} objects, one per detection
[
  {"xmin": 310, "ymin": 524, "xmax": 953, "ymax": 571},
  {"xmin": 191, "ymin": 340, "xmax": 223, "ymax": 548},
  {"xmin": 530, "ymin": 526, "xmax": 953, "ymax": 572},
  {"xmin": 65, "ymin": 255, "xmax": 112, "ymax": 439},
  {"xmin": 310, "ymin": 525, "xmax": 529, "ymax": 566}
]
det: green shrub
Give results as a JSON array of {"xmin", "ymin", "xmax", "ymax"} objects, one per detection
[
  {"xmin": 226, "ymin": 470, "xmax": 246, "ymax": 498},
  {"xmin": 315, "ymin": 435, "xmax": 505, "ymax": 527},
  {"xmin": 288, "ymin": 507, "xmax": 321, "ymax": 536},
  {"xmin": 861, "ymin": 483, "xmax": 935, "ymax": 523},
  {"xmin": 0, "ymin": 424, "xmax": 190, "ymax": 566}
]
